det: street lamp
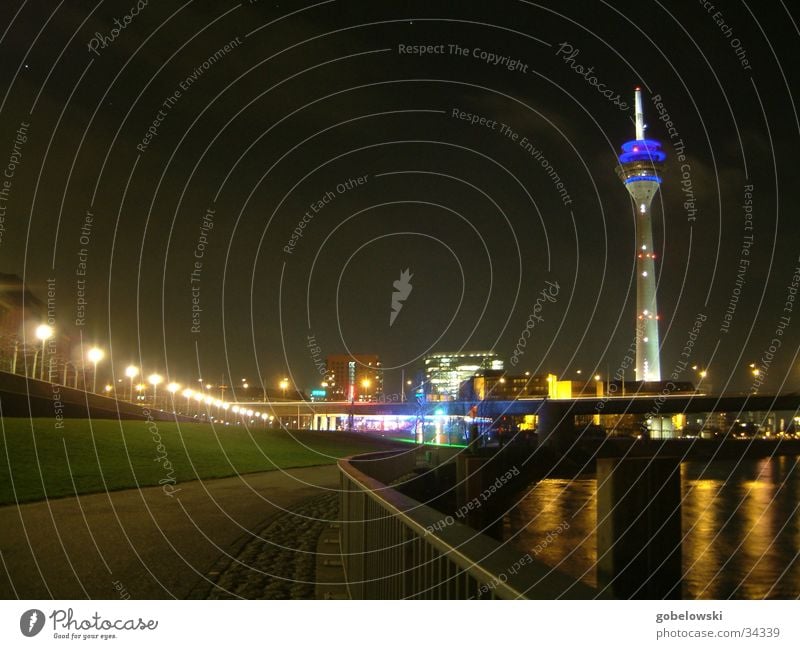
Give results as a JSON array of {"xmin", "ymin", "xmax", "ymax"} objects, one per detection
[
  {"xmin": 148, "ymin": 373, "xmax": 163, "ymax": 407},
  {"xmin": 87, "ymin": 347, "xmax": 104, "ymax": 392},
  {"xmin": 182, "ymin": 388, "xmax": 194, "ymax": 415},
  {"xmin": 34, "ymin": 324, "xmax": 54, "ymax": 381},
  {"xmin": 62, "ymin": 360, "xmax": 79, "ymax": 387},
  {"xmin": 125, "ymin": 365, "xmax": 139, "ymax": 401},
  {"xmin": 167, "ymin": 382, "xmax": 180, "ymax": 411},
  {"xmin": 280, "ymin": 378, "xmax": 289, "ymax": 399}
]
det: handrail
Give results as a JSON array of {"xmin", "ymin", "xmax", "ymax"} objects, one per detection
[{"xmin": 338, "ymin": 448, "xmax": 596, "ymax": 599}]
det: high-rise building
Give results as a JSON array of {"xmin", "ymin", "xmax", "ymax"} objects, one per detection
[
  {"xmin": 423, "ymin": 351, "xmax": 503, "ymax": 401},
  {"xmin": 616, "ymin": 88, "xmax": 666, "ymax": 381},
  {"xmin": 324, "ymin": 354, "xmax": 382, "ymax": 401}
]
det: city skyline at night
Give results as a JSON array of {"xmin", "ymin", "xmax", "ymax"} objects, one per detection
[{"xmin": 1, "ymin": 1, "xmax": 800, "ymax": 632}]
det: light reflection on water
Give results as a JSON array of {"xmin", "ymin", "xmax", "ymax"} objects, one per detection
[{"xmin": 504, "ymin": 456, "xmax": 800, "ymax": 598}]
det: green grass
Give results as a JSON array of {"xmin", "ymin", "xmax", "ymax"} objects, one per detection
[{"xmin": 0, "ymin": 418, "xmax": 397, "ymax": 505}]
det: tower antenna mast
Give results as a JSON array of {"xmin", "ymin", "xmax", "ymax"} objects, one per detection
[{"xmin": 634, "ymin": 86, "xmax": 645, "ymax": 140}]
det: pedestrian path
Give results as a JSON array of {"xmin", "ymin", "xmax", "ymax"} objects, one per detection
[
  {"xmin": 0, "ymin": 465, "xmax": 340, "ymax": 599},
  {"xmin": 191, "ymin": 492, "xmax": 341, "ymax": 599}
]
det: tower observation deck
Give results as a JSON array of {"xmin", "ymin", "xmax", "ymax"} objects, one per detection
[{"xmin": 615, "ymin": 88, "xmax": 666, "ymax": 382}]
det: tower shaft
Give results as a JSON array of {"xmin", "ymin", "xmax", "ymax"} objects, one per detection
[
  {"xmin": 629, "ymin": 183, "xmax": 661, "ymax": 381},
  {"xmin": 616, "ymin": 88, "xmax": 666, "ymax": 382}
]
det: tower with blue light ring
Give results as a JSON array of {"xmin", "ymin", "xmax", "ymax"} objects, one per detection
[{"xmin": 615, "ymin": 87, "xmax": 666, "ymax": 382}]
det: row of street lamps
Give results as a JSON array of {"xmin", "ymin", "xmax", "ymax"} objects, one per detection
[
  {"xmin": 26, "ymin": 324, "xmax": 106, "ymax": 390},
  {"xmin": 21, "ymin": 324, "xmax": 298, "ymax": 407},
  {"xmin": 175, "ymin": 387, "xmax": 278, "ymax": 424}
]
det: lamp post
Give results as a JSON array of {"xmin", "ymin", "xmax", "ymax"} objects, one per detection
[
  {"xmin": 34, "ymin": 324, "xmax": 54, "ymax": 381},
  {"xmin": 87, "ymin": 347, "xmax": 104, "ymax": 393},
  {"xmin": 11, "ymin": 338, "xmax": 19, "ymax": 374},
  {"xmin": 62, "ymin": 360, "xmax": 78, "ymax": 387},
  {"xmin": 125, "ymin": 365, "xmax": 139, "ymax": 402},
  {"xmin": 212, "ymin": 399, "xmax": 224, "ymax": 421},
  {"xmin": 182, "ymin": 388, "xmax": 194, "ymax": 415},
  {"xmin": 280, "ymin": 378, "xmax": 289, "ymax": 400},
  {"xmin": 148, "ymin": 373, "xmax": 163, "ymax": 407},
  {"xmin": 166, "ymin": 382, "xmax": 180, "ymax": 412}
]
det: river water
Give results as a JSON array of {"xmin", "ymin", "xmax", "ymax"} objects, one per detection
[{"xmin": 504, "ymin": 456, "xmax": 800, "ymax": 598}]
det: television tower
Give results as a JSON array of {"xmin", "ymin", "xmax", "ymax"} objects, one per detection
[{"xmin": 616, "ymin": 87, "xmax": 666, "ymax": 382}]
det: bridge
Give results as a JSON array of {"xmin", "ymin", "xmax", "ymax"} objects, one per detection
[
  {"xmin": 235, "ymin": 393, "xmax": 800, "ymax": 417},
  {"xmin": 234, "ymin": 393, "xmax": 800, "ymax": 444}
]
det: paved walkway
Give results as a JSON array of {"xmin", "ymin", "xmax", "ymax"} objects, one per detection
[
  {"xmin": 0, "ymin": 465, "xmax": 340, "ymax": 599},
  {"xmin": 194, "ymin": 492, "xmax": 341, "ymax": 600}
]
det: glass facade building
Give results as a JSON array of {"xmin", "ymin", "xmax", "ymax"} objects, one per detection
[{"xmin": 423, "ymin": 351, "xmax": 503, "ymax": 401}]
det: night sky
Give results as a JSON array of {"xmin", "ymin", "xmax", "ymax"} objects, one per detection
[{"xmin": 0, "ymin": 0, "xmax": 798, "ymax": 398}]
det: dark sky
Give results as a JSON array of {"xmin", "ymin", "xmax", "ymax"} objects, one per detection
[{"xmin": 0, "ymin": 0, "xmax": 798, "ymax": 398}]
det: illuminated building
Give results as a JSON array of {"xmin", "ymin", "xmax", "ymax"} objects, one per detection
[
  {"xmin": 324, "ymin": 354, "xmax": 382, "ymax": 401},
  {"xmin": 616, "ymin": 87, "xmax": 666, "ymax": 381},
  {"xmin": 424, "ymin": 351, "xmax": 503, "ymax": 401},
  {"xmin": 458, "ymin": 371, "xmax": 549, "ymax": 400}
]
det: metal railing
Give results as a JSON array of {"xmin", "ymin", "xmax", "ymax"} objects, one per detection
[{"xmin": 339, "ymin": 448, "xmax": 596, "ymax": 599}]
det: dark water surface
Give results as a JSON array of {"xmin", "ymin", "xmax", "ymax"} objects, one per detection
[{"xmin": 505, "ymin": 456, "xmax": 800, "ymax": 598}]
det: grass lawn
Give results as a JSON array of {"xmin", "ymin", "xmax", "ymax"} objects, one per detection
[{"xmin": 0, "ymin": 418, "xmax": 398, "ymax": 505}]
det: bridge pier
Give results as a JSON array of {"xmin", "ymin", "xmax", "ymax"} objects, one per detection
[
  {"xmin": 536, "ymin": 400, "xmax": 575, "ymax": 448},
  {"xmin": 596, "ymin": 457, "xmax": 682, "ymax": 598},
  {"xmin": 455, "ymin": 454, "xmax": 489, "ymax": 530}
]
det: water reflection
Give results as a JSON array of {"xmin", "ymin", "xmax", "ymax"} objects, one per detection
[{"xmin": 505, "ymin": 457, "xmax": 800, "ymax": 598}]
